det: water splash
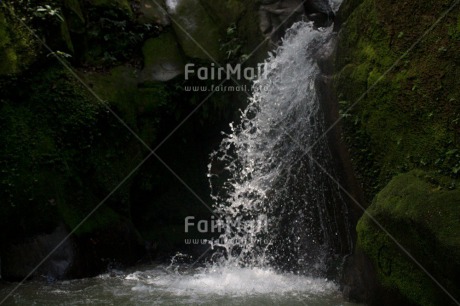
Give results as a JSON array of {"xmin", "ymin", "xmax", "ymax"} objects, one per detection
[
  {"xmin": 165, "ymin": 0, "xmax": 180, "ymax": 12},
  {"xmin": 208, "ymin": 21, "xmax": 351, "ymax": 275}
]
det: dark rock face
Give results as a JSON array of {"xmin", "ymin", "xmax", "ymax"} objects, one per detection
[
  {"xmin": 341, "ymin": 248, "xmax": 418, "ymax": 306},
  {"xmin": 334, "ymin": 0, "xmax": 460, "ymax": 304},
  {"xmin": 304, "ymin": 0, "xmax": 335, "ymax": 26},
  {"xmin": 2, "ymin": 225, "xmax": 75, "ymax": 281},
  {"xmin": 1, "ymin": 221, "xmax": 143, "ymax": 281},
  {"xmin": 258, "ymin": 0, "xmax": 306, "ymax": 42},
  {"xmin": 258, "ymin": 0, "xmax": 335, "ymax": 42},
  {"xmin": 351, "ymin": 171, "xmax": 460, "ymax": 306},
  {"xmin": 71, "ymin": 220, "xmax": 144, "ymax": 278}
]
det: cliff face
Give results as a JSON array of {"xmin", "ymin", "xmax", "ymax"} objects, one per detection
[
  {"xmin": 335, "ymin": 0, "xmax": 460, "ymax": 305},
  {"xmin": 0, "ymin": 0, "xmax": 264, "ymax": 280}
]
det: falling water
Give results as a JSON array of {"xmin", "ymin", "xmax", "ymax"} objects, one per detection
[
  {"xmin": 208, "ymin": 21, "xmax": 352, "ymax": 276},
  {"xmin": 0, "ymin": 11, "xmax": 361, "ymax": 306}
]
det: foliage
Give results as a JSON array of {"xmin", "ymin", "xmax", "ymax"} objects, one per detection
[
  {"xmin": 81, "ymin": 1, "xmax": 160, "ymax": 65},
  {"xmin": 337, "ymin": 0, "xmax": 460, "ymax": 304},
  {"xmin": 35, "ymin": 4, "xmax": 64, "ymax": 21},
  {"xmin": 0, "ymin": 63, "xmax": 147, "ymax": 242},
  {"xmin": 219, "ymin": 23, "xmax": 249, "ymax": 63},
  {"xmin": 0, "ymin": 4, "xmax": 39, "ymax": 74}
]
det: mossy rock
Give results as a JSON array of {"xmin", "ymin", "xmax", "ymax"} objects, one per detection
[
  {"xmin": 0, "ymin": 65, "xmax": 101, "ymax": 241},
  {"xmin": 138, "ymin": 0, "xmax": 170, "ymax": 26},
  {"xmin": 0, "ymin": 64, "xmax": 148, "ymax": 245},
  {"xmin": 63, "ymin": 0, "xmax": 86, "ymax": 34},
  {"xmin": 335, "ymin": 0, "xmax": 460, "ymax": 197},
  {"xmin": 140, "ymin": 32, "xmax": 186, "ymax": 82},
  {"xmin": 87, "ymin": 0, "xmax": 133, "ymax": 15},
  {"xmin": 167, "ymin": 0, "xmax": 222, "ymax": 60},
  {"xmin": 199, "ymin": 0, "xmax": 245, "ymax": 26},
  {"xmin": 84, "ymin": 65, "xmax": 170, "ymax": 143},
  {"xmin": 357, "ymin": 170, "xmax": 460, "ymax": 305},
  {"xmin": 0, "ymin": 10, "xmax": 36, "ymax": 75}
]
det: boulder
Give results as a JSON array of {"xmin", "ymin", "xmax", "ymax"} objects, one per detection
[
  {"xmin": 1, "ymin": 225, "xmax": 75, "ymax": 281},
  {"xmin": 166, "ymin": 0, "xmax": 222, "ymax": 60},
  {"xmin": 1, "ymin": 218, "xmax": 145, "ymax": 281},
  {"xmin": 140, "ymin": 32, "xmax": 186, "ymax": 82},
  {"xmin": 198, "ymin": 0, "xmax": 245, "ymax": 26},
  {"xmin": 138, "ymin": 0, "xmax": 170, "ymax": 26},
  {"xmin": 350, "ymin": 170, "xmax": 460, "ymax": 305}
]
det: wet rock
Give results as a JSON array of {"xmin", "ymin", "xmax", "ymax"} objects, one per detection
[
  {"xmin": 258, "ymin": 0, "xmax": 306, "ymax": 42},
  {"xmin": 1, "ymin": 225, "xmax": 75, "ymax": 281},
  {"xmin": 304, "ymin": 0, "xmax": 334, "ymax": 16},
  {"xmin": 73, "ymin": 220, "xmax": 144, "ymax": 278},
  {"xmin": 0, "ymin": 212, "xmax": 145, "ymax": 281},
  {"xmin": 257, "ymin": 0, "xmax": 335, "ymax": 42},
  {"xmin": 344, "ymin": 171, "xmax": 460, "ymax": 305},
  {"xmin": 166, "ymin": 0, "xmax": 222, "ymax": 60},
  {"xmin": 199, "ymin": 0, "xmax": 245, "ymax": 26},
  {"xmin": 140, "ymin": 32, "xmax": 186, "ymax": 82},
  {"xmin": 138, "ymin": 0, "xmax": 170, "ymax": 26}
]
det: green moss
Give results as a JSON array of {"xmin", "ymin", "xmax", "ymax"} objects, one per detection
[
  {"xmin": 140, "ymin": 32, "xmax": 186, "ymax": 82},
  {"xmin": 0, "ymin": 64, "xmax": 149, "ymax": 243},
  {"xmin": 85, "ymin": 65, "xmax": 170, "ymax": 141},
  {"xmin": 0, "ymin": 10, "xmax": 36, "ymax": 74},
  {"xmin": 0, "ymin": 65, "xmax": 99, "ymax": 240},
  {"xmin": 64, "ymin": 0, "xmax": 85, "ymax": 23},
  {"xmin": 88, "ymin": 0, "xmax": 132, "ymax": 15},
  {"xmin": 357, "ymin": 170, "xmax": 460, "ymax": 305},
  {"xmin": 58, "ymin": 200, "xmax": 121, "ymax": 235},
  {"xmin": 170, "ymin": 0, "xmax": 223, "ymax": 60},
  {"xmin": 338, "ymin": 0, "xmax": 460, "ymax": 302},
  {"xmin": 335, "ymin": 0, "xmax": 460, "ymax": 196},
  {"xmin": 199, "ymin": 0, "xmax": 245, "ymax": 26}
]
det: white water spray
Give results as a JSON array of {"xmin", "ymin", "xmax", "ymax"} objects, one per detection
[{"xmin": 208, "ymin": 21, "xmax": 351, "ymax": 275}]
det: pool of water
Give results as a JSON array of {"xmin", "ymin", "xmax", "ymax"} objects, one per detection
[{"xmin": 0, "ymin": 265, "xmax": 361, "ymax": 305}]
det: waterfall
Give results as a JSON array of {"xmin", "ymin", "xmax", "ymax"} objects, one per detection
[{"xmin": 208, "ymin": 21, "xmax": 352, "ymax": 276}]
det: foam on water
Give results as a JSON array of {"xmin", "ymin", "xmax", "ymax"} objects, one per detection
[
  {"xmin": 0, "ymin": 3, "xmax": 360, "ymax": 305},
  {"xmin": 0, "ymin": 265, "xmax": 357, "ymax": 305},
  {"xmin": 126, "ymin": 266, "xmax": 337, "ymax": 297},
  {"xmin": 208, "ymin": 19, "xmax": 352, "ymax": 275}
]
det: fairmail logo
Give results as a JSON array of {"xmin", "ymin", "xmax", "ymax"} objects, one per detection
[
  {"xmin": 184, "ymin": 63, "xmax": 269, "ymax": 81},
  {"xmin": 184, "ymin": 215, "xmax": 269, "ymax": 234}
]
